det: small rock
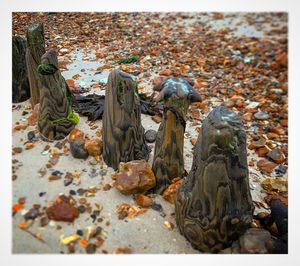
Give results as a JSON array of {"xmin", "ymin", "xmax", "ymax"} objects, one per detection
[
  {"xmin": 113, "ymin": 160, "xmax": 156, "ymax": 194},
  {"xmin": 78, "ymin": 205, "xmax": 86, "ymax": 214},
  {"xmin": 162, "ymin": 177, "xmax": 183, "ymax": 204},
  {"xmin": 12, "ymin": 147, "xmax": 23, "ymax": 154},
  {"xmin": 275, "ymin": 165, "xmax": 287, "ymax": 175},
  {"xmin": 151, "ymin": 115, "xmax": 162, "ymax": 124},
  {"xmin": 38, "ymin": 167, "xmax": 47, "ymax": 177},
  {"xmin": 267, "ymin": 148, "xmax": 285, "ymax": 164},
  {"xmin": 256, "ymin": 147, "xmax": 269, "ymax": 157},
  {"xmin": 46, "ymin": 195, "xmax": 80, "ymax": 222},
  {"xmin": 24, "ymin": 207, "xmax": 40, "ymax": 221},
  {"xmin": 269, "ymin": 127, "xmax": 285, "ymax": 136},
  {"xmin": 135, "ymin": 194, "xmax": 153, "ymax": 207},
  {"xmin": 239, "ymin": 228, "xmax": 272, "ymax": 254},
  {"xmin": 254, "ymin": 112, "xmax": 269, "ymax": 120},
  {"xmin": 151, "ymin": 202, "xmax": 163, "ymax": 212},
  {"xmin": 86, "ymin": 244, "xmax": 97, "ymax": 254},
  {"xmin": 68, "ymin": 128, "xmax": 85, "ymax": 141},
  {"xmin": 70, "ymin": 139, "xmax": 89, "ymax": 159},
  {"xmin": 113, "ymin": 247, "xmax": 132, "ymax": 254},
  {"xmin": 27, "ymin": 103, "xmax": 39, "ymax": 125},
  {"xmin": 40, "ymin": 216, "xmax": 49, "ymax": 227},
  {"xmin": 144, "ymin": 129, "xmax": 157, "ymax": 143},
  {"xmin": 84, "ymin": 139, "xmax": 103, "ymax": 157},
  {"xmin": 103, "ymin": 184, "xmax": 112, "ymax": 191},
  {"xmin": 248, "ymin": 138, "xmax": 266, "ymax": 149},
  {"xmin": 27, "ymin": 131, "xmax": 35, "ymax": 141},
  {"xmin": 64, "ymin": 178, "xmax": 73, "ymax": 186},
  {"xmin": 257, "ymin": 159, "xmax": 278, "ymax": 173}
]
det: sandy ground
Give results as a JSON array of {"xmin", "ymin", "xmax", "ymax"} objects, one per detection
[{"xmin": 12, "ymin": 12, "xmax": 287, "ymax": 254}]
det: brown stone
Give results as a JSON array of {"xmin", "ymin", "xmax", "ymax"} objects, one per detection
[
  {"xmin": 46, "ymin": 195, "xmax": 79, "ymax": 222},
  {"xmin": 256, "ymin": 147, "xmax": 269, "ymax": 157},
  {"xmin": 135, "ymin": 194, "xmax": 153, "ymax": 207},
  {"xmin": 280, "ymin": 119, "xmax": 288, "ymax": 127},
  {"xmin": 239, "ymin": 228, "xmax": 272, "ymax": 254},
  {"xmin": 151, "ymin": 115, "xmax": 162, "ymax": 123},
  {"xmin": 162, "ymin": 177, "xmax": 183, "ymax": 204},
  {"xmin": 68, "ymin": 128, "xmax": 85, "ymax": 141},
  {"xmin": 267, "ymin": 148, "xmax": 285, "ymax": 164},
  {"xmin": 84, "ymin": 139, "xmax": 103, "ymax": 157},
  {"xmin": 27, "ymin": 103, "xmax": 40, "ymax": 126},
  {"xmin": 248, "ymin": 138, "xmax": 266, "ymax": 150},
  {"xmin": 241, "ymin": 112, "xmax": 252, "ymax": 122},
  {"xmin": 269, "ymin": 127, "xmax": 285, "ymax": 136},
  {"xmin": 257, "ymin": 159, "xmax": 278, "ymax": 173},
  {"xmin": 267, "ymin": 132, "xmax": 280, "ymax": 140},
  {"xmin": 113, "ymin": 160, "xmax": 156, "ymax": 195}
]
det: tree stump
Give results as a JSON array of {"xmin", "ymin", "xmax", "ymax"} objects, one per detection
[
  {"xmin": 102, "ymin": 69, "xmax": 150, "ymax": 170},
  {"xmin": 25, "ymin": 21, "xmax": 45, "ymax": 107},
  {"xmin": 175, "ymin": 106, "xmax": 254, "ymax": 253},
  {"xmin": 38, "ymin": 49, "xmax": 78, "ymax": 141},
  {"xmin": 152, "ymin": 78, "xmax": 201, "ymax": 194},
  {"xmin": 12, "ymin": 36, "xmax": 30, "ymax": 103}
]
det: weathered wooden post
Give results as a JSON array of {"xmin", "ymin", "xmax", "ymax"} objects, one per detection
[
  {"xmin": 175, "ymin": 106, "xmax": 254, "ymax": 253},
  {"xmin": 102, "ymin": 69, "xmax": 150, "ymax": 170},
  {"xmin": 26, "ymin": 21, "xmax": 45, "ymax": 107},
  {"xmin": 152, "ymin": 78, "xmax": 201, "ymax": 194},
  {"xmin": 12, "ymin": 36, "xmax": 30, "ymax": 103},
  {"xmin": 38, "ymin": 49, "xmax": 78, "ymax": 141}
]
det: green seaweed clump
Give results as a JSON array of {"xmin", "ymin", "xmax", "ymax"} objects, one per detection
[{"xmin": 113, "ymin": 55, "xmax": 139, "ymax": 65}]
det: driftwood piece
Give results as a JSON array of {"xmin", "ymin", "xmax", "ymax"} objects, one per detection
[
  {"xmin": 175, "ymin": 106, "xmax": 254, "ymax": 253},
  {"xmin": 102, "ymin": 69, "xmax": 150, "ymax": 170},
  {"xmin": 25, "ymin": 21, "xmax": 45, "ymax": 107},
  {"xmin": 152, "ymin": 78, "xmax": 201, "ymax": 194},
  {"xmin": 72, "ymin": 93, "xmax": 162, "ymax": 121},
  {"xmin": 12, "ymin": 36, "xmax": 30, "ymax": 103},
  {"xmin": 38, "ymin": 49, "xmax": 77, "ymax": 141}
]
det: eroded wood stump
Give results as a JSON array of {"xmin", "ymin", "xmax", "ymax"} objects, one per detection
[
  {"xmin": 152, "ymin": 78, "xmax": 201, "ymax": 194},
  {"xmin": 102, "ymin": 69, "xmax": 150, "ymax": 170},
  {"xmin": 26, "ymin": 21, "xmax": 45, "ymax": 107},
  {"xmin": 175, "ymin": 106, "xmax": 254, "ymax": 253},
  {"xmin": 38, "ymin": 49, "xmax": 77, "ymax": 141},
  {"xmin": 12, "ymin": 36, "xmax": 30, "ymax": 103}
]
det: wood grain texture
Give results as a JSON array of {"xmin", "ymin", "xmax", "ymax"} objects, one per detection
[
  {"xmin": 38, "ymin": 49, "xmax": 75, "ymax": 141},
  {"xmin": 175, "ymin": 106, "xmax": 254, "ymax": 253},
  {"xmin": 102, "ymin": 69, "xmax": 150, "ymax": 170},
  {"xmin": 25, "ymin": 21, "xmax": 45, "ymax": 107},
  {"xmin": 12, "ymin": 36, "xmax": 30, "ymax": 103},
  {"xmin": 152, "ymin": 78, "xmax": 201, "ymax": 194}
]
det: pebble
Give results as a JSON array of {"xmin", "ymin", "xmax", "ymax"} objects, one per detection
[
  {"xmin": 144, "ymin": 129, "xmax": 157, "ymax": 143},
  {"xmin": 27, "ymin": 131, "xmax": 35, "ymax": 141},
  {"xmin": 275, "ymin": 165, "xmax": 288, "ymax": 175},
  {"xmin": 24, "ymin": 208, "xmax": 39, "ymax": 221},
  {"xmin": 39, "ymin": 192, "xmax": 46, "ymax": 197},
  {"xmin": 69, "ymin": 190, "xmax": 77, "ymax": 196},
  {"xmin": 78, "ymin": 205, "xmax": 86, "ymax": 214},
  {"xmin": 70, "ymin": 139, "xmax": 89, "ymax": 159},
  {"xmin": 76, "ymin": 229, "xmax": 83, "ymax": 236},
  {"xmin": 64, "ymin": 178, "xmax": 73, "ymax": 186},
  {"xmin": 254, "ymin": 112, "xmax": 269, "ymax": 120},
  {"xmin": 86, "ymin": 243, "xmax": 97, "ymax": 254},
  {"xmin": 151, "ymin": 202, "xmax": 163, "ymax": 212}
]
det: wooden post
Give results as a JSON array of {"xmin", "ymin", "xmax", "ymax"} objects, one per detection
[
  {"xmin": 25, "ymin": 21, "xmax": 45, "ymax": 107},
  {"xmin": 152, "ymin": 78, "xmax": 201, "ymax": 194},
  {"xmin": 12, "ymin": 36, "xmax": 31, "ymax": 103},
  {"xmin": 102, "ymin": 69, "xmax": 150, "ymax": 170},
  {"xmin": 175, "ymin": 106, "xmax": 254, "ymax": 253},
  {"xmin": 38, "ymin": 49, "xmax": 78, "ymax": 141}
]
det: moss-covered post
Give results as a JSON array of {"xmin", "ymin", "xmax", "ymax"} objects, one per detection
[
  {"xmin": 25, "ymin": 21, "xmax": 45, "ymax": 107},
  {"xmin": 12, "ymin": 36, "xmax": 30, "ymax": 103},
  {"xmin": 175, "ymin": 106, "xmax": 254, "ymax": 253},
  {"xmin": 102, "ymin": 69, "xmax": 150, "ymax": 170},
  {"xmin": 38, "ymin": 49, "xmax": 78, "ymax": 141},
  {"xmin": 152, "ymin": 78, "xmax": 201, "ymax": 194}
]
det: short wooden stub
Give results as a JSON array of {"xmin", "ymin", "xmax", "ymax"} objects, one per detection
[
  {"xmin": 12, "ymin": 36, "xmax": 30, "ymax": 103},
  {"xmin": 102, "ymin": 69, "xmax": 150, "ymax": 170},
  {"xmin": 25, "ymin": 21, "xmax": 45, "ymax": 107},
  {"xmin": 38, "ymin": 49, "xmax": 76, "ymax": 141},
  {"xmin": 152, "ymin": 78, "xmax": 201, "ymax": 194},
  {"xmin": 175, "ymin": 106, "xmax": 254, "ymax": 253}
]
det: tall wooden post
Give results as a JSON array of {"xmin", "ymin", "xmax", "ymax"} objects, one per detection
[
  {"xmin": 175, "ymin": 106, "xmax": 254, "ymax": 253},
  {"xmin": 38, "ymin": 49, "xmax": 77, "ymax": 141},
  {"xmin": 152, "ymin": 78, "xmax": 201, "ymax": 194},
  {"xmin": 12, "ymin": 36, "xmax": 30, "ymax": 103},
  {"xmin": 102, "ymin": 69, "xmax": 150, "ymax": 170},
  {"xmin": 25, "ymin": 21, "xmax": 45, "ymax": 107}
]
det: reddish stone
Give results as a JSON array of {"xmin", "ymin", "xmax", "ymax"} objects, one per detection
[
  {"xmin": 267, "ymin": 132, "xmax": 280, "ymax": 140},
  {"xmin": 269, "ymin": 127, "xmax": 285, "ymax": 136},
  {"xmin": 248, "ymin": 138, "xmax": 266, "ymax": 150},
  {"xmin": 84, "ymin": 139, "xmax": 103, "ymax": 157},
  {"xmin": 162, "ymin": 177, "xmax": 183, "ymax": 204},
  {"xmin": 256, "ymin": 147, "xmax": 269, "ymax": 157},
  {"xmin": 267, "ymin": 148, "xmax": 285, "ymax": 164},
  {"xmin": 46, "ymin": 195, "xmax": 79, "ymax": 222},
  {"xmin": 280, "ymin": 120, "xmax": 288, "ymax": 127},
  {"xmin": 68, "ymin": 128, "xmax": 85, "ymax": 141},
  {"xmin": 257, "ymin": 159, "xmax": 278, "ymax": 174},
  {"xmin": 242, "ymin": 113, "xmax": 252, "ymax": 122},
  {"xmin": 113, "ymin": 160, "xmax": 156, "ymax": 195},
  {"xmin": 135, "ymin": 194, "xmax": 153, "ymax": 207}
]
